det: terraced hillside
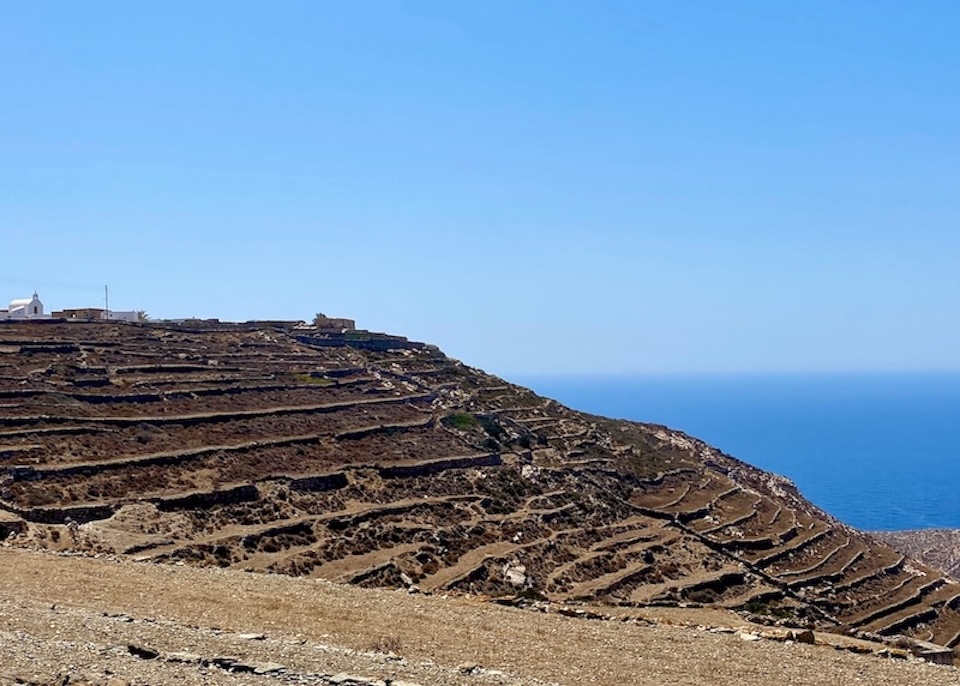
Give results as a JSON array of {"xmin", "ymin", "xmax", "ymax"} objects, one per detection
[
  {"xmin": 1, "ymin": 320, "xmax": 959, "ymax": 650},
  {"xmin": 876, "ymin": 529, "xmax": 960, "ymax": 579}
]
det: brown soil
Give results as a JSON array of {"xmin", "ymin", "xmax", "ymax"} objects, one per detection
[{"xmin": 0, "ymin": 548, "xmax": 956, "ymax": 686}]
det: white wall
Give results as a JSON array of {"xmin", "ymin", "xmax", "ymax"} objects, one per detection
[
  {"xmin": 28, "ymin": 295, "xmax": 43, "ymax": 317},
  {"xmin": 6, "ymin": 294, "xmax": 46, "ymax": 319},
  {"xmin": 104, "ymin": 311, "xmax": 140, "ymax": 322}
]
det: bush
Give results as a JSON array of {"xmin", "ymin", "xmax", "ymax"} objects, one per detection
[{"xmin": 444, "ymin": 413, "xmax": 479, "ymax": 430}]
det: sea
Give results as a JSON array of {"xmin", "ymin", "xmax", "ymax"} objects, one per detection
[{"xmin": 516, "ymin": 373, "xmax": 960, "ymax": 532}]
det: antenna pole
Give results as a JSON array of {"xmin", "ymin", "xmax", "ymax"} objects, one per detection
[{"xmin": 105, "ymin": 285, "xmax": 109, "ymax": 320}]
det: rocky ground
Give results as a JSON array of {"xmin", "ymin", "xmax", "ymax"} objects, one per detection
[
  {"xmin": 0, "ymin": 548, "xmax": 958, "ymax": 686},
  {"xmin": 2, "ymin": 319, "xmax": 960, "ymax": 673},
  {"xmin": 876, "ymin": 530, "xmax": 960, "ymax": 580}
]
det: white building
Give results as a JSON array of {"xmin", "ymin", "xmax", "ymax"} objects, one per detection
[
  {"xmin": 51, "ymin": 307, "xmax": 140, "ymax": 322},
  {"xmin": 1, "ymin": 292, "xmax": 141, "ymax": 323},
  {"xmin": 104, "ymin": 310, "xmax": 140, "ymax": 322},
  {"xmin": 0, "ymin": 292, "xmax": 50, "ymax": 320}
]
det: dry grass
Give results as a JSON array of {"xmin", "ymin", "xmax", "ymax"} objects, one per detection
[{"xmin": 0, "ymin": 548, "xmax": 955, "ymax": 685}]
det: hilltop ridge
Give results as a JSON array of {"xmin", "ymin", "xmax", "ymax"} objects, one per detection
[{"xmin": 0, "ymin": 320, "xmax": 958, "ymax": 657}]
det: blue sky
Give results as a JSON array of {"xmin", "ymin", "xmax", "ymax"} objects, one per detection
[{"xmin": 2, "ymin": 2, "xmax": 959, "ymax": 376}]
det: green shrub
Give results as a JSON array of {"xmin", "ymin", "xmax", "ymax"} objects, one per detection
[{"xmin": 444, "ymin": 413, "xmax": 479, "ymax": 430}]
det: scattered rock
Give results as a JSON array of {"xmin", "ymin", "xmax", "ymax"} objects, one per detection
[
  {"xmin": 216, "ymin": 660, "xmax": 284, "ymax": 674},
  {"xmin": 502, "ymin": 561, "xmax": 528, "ymax": 587},
  {"xmin": 126, "ymin": 643, "xmax": 159, "ymax": 660},
  {"xmin": 165, "ymin": 652, "xmax": 202, "ymax": 663},
  {"xmin": 328, "ymin": 673, "xmax": 384, "ymax": 685},
  {"xmin": 223, "ymin": 661, "xmax": 257, "ymax": 673},
  {"xmin": 237, "ymin": 632, "xmax": 267, "ymax": 640},
  {"xmin": 558, "ymin": 607, "xmax": 609, "ymax": 620}
]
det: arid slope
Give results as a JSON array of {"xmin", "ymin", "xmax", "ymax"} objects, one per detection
[
  {"xmin": 876, "ymin": 529, "xmax": 960, "ymax": 579},
  {"xmin": 0, "ymin": 548, "xmax": 955, "ymax": 686},
  {"xmin": 0, "ymin": 320, "xmax": 958, "ymax": 650}
]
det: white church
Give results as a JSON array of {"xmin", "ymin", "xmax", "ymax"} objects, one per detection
[{"xmin": 0, "ymin": 292, "xmax": 49, "ymax": 320}]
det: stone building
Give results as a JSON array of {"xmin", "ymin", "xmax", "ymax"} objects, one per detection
[
  {"xmin": 311, "ymin": 315, "xmax": 356, "ymax": 332},
  {"xmin": 52, "ymin": 307, "xmax": 107, "ymax": 320}
]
